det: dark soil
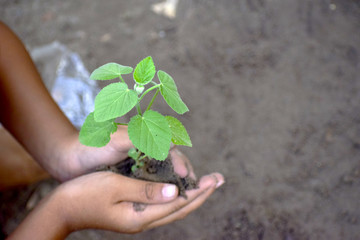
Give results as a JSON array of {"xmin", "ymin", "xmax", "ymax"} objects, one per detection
[{"xmin": 101, "ymin": 157, "xmax": 197, "ymax": 198}]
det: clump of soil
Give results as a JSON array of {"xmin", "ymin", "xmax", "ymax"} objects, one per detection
[{"xmin": 98, "ymin": 157, "xmax": 198, "ymax": 198}]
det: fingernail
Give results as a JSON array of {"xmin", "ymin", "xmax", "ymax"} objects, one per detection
[
  {"xmin": 216, "ymin": 178, "xmax": 225, "ymax": 188},
  {"xmin": 212, "ymin": 174, "xmax": 225, "ymax": 189},
  {"xmin": 162, "ymin": 184, "xmax": 177, "ymax": 198}
]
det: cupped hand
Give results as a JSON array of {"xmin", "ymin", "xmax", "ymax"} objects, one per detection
[
  {"xmin": 61, "ymin": 126, "xmax": 197, "ymax": 182},
  {"xmin": 58, "ymin": 126, "xmax": 133, "ymax": 181},
  {"xmin": 9, "ymin": 171, "xmax": 224, "ymax": 239},
  {"xmin": 56, "ymin": 171, "xmax": 224, "ymax": 235}
]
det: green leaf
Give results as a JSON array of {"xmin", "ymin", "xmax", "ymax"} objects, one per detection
[
  {"xmin": 90, "ymin": 63, "xmax": 133, "ymax": 80},
  {"xmin": 94, "ymin": 82, "xmax": 138, "ymax": 122},
  {"xmin": 133, "ymin": 56, "xmax": 156, "ymax": 85},
  {"xmin": 165, "ymin": 116, "xmax": 192, "ymax": 147},
  {"xmin": 128, "ymin": 110, "xmax": 171, "ymax": 160},
  {"xmin": 79, "ymin": 112, "xmax": 117, "ymax": 147},
  {"xmin": 158, "ymin": 70, "xmax": 189, "ymax": 114}
]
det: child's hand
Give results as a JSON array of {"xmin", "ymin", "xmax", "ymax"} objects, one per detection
[
  {"xmin": 9, "ymin": 171, "xmax": 224, "ymax": 239},
  {"xmin": 59, "ymin": 171, "xmax": 224, "ymax": 234},
  {"xmin": 52, "ymin": 125, "xmax": 132, "ymax": 181},
  {"xmin": 59, "ymin": 126, "xmax": 197, "ymax": 182}
]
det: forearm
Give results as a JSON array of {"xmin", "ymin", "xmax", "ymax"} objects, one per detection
[
  {"xmin": 7, "ymin": 190, "xmax": 70, "ymax": 240},
  {"xmin": 0, "ymin": 22, "xmax": 78, "ymax": 178}
]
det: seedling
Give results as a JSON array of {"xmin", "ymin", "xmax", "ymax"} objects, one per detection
[{"xmin": 79, "ymin": 56, "xmax": 192, "ymax": 171}]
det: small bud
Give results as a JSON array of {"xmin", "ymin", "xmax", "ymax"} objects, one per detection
[
  {"xmin": 134, "ymin": 84, "xmax": 145, "ymax": 95},
  {"xmin": 131, "ymin": 164, "xmax": 139, "ymax": 173},
  {"xmin": 128, "ymin": 148, "xmax": 138, "ymax": 160}
]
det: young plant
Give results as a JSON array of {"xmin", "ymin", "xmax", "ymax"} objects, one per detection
[{"xmin": 79, "ymin": 56, "xmax": 192, "ymax": 170}]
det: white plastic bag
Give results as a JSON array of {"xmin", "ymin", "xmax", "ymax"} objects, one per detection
[{"xmin": 31, "ymin": 42, "xmax": 99, "ymax": 129}]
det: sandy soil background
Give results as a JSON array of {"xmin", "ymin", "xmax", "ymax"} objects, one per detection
[{"xmin": 1, "ymin": 0, "xmax": 360, "ymax": 239}]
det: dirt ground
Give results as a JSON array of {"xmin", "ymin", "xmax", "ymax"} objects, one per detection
[{"xmin": 1, "ymin": 0, "xmax": 360, "ymax": 239}]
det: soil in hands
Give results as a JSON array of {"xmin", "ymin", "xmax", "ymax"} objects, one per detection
[{"xmin": 98, "ymin": 157, "xmax": 198, "ymax": 198}]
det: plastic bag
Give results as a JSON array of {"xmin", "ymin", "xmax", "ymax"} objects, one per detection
[{"xmin": 30, "ymin": 42, "xmax": 99, "ymax": 129}]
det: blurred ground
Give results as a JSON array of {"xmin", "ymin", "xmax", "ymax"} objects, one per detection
[{"xmin": 1, "ymin": 0, "xmax": 360, "ymax": 239}]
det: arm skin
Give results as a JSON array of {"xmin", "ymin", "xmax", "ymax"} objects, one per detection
[
  {"xmin": 0, "ymin": 21, "xmax": 77, "ymax": 179},
  {"xmin": 0, "ymin": 21, "xmax": 132, "ymax": 181}
]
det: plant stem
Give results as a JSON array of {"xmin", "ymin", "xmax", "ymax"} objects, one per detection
[
  {"xmin": 146, "ymin": 89, "xmax": 159, "ymax": 111},
  {"xmin": 136, "ymin": 102, "xmax": 142, "ymax": 116},
  {"xmin": 138, "ymin": 154, "xmax": 148, "ymax": 161},
  {"xmin": 138, "ymin": 84, "xmax": 160, "ymax": 102},
  {"xmin": 119, "ymin": 75, "xmax": 125, "ymax": 83}
]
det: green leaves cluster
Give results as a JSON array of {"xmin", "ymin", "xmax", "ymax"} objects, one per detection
[{"xmin": 79, "ymin": 56, "xmax": 192, "ymax": 161}]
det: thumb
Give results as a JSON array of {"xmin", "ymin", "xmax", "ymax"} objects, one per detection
[{"xmin": 112, "ymin": 175, "xmax": 179, "ymax": 204}]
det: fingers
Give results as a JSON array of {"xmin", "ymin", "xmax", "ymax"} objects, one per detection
[
  {"xmin": 144, "ymin": 173, "xmax": 224, "ymax": 230},
  {"xmin": 126, "ymin": 173, "xmax": 224, "ymax": 227},
  {"xmin": 110, "ymin": 174, "xmax": 178, "ymax": 204},
  {"xmin": 70, "ymin": 172, "xmax": 224, "ymax": 234},
  {"xmin": 170, "ymin": 148, "xmax": 196, "ymax": 179},
  {"xmin": 145, "ymin": 188, "xmax": 212, "ymax": 229}
]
